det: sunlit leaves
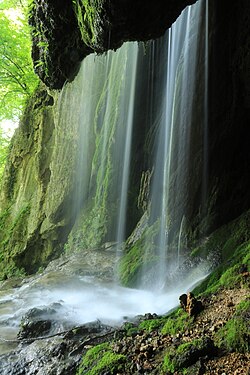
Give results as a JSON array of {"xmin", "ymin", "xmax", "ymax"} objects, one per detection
[{"xmin": 0, "ymin": 0, "xmax": 39, "ymax": 121}]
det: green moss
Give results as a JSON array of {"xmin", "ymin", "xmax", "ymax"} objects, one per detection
[
  {"xmin": 194, "ymin": 241, "xmax": 249, "ymax": 295},
  {"xmin": 176, "ymin": 339, "xmax": 202, "ymax": 354},
  {"xmin": 118, "ymin": 221, "xmax": 159, "ymax": 287},
  {"xmin": 0, "ymin": 203, "xmax": 30, "ymax": 280},
  {"xmin": 191, "ymin": 210, "xmax": 250, "ymax": 260},
  {"xmin": 77, "ymin": 342, "xmax": 126, "ymax": 375},
  {"xmin": 161, "ymin": 309, "xmax": 192, "ymax": 336},
  {"xmin": 73, "ymin": 0, "xmax": 102, "ymax": 48},
  {"xmin": 216, "ymin": 318, "xmax": 249, "ymax": 353},
  {"xmin": 215, "ymin": 298, "xmax": 250, "ymax": 353},
  {"xmin": 161, "ymin": 338, "xmax": 206, "ymax": 374},
  {"xmin": 162, "ymin": 350, "xmax": 175, "ymax": 374},
  {"xmin": 192, "ymin": 211, "xmax": 250, "ymax": 296},
  {"xmin": 235, "ymin": 298, "xmax": 250, "ymax": 314},
  {"xmin": 139, "ymin": 316, "xmax": 166, "ymax": 332},
  {"xmin": 122, "ymin": 322, "xmax": 139, "ymax": 336}
]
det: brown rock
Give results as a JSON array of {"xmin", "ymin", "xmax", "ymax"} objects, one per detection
[{"xmin": 179, "ymin": 292, "xmax": 203, "ymax": 317}]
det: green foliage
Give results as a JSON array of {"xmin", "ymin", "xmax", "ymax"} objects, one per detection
[
  {"xmin": 0, "ymin": 0, "xmax": 39, "ymax": 122},
  {"xmin": 191, "ymin": 210, "xmax": 250, "ymax": 260},
  {"xmin": 216, "ymin": 319, "xmax": 249, "ymax": 353},
  {"xmin": 194, "ymin": 241, "xmax": 250, "ymax": 295},
  {"xmin": 162, "ymin": 350, "xmax": 175, "ymax": 374},
  {"xmin": 77, "ymin": 342, "xmax": 126, "ymax": 375},
  {"xmin": 122, "ymin": 322, "xmax": 139, "ymax": 336}
]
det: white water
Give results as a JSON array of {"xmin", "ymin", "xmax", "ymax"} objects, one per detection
[{"xmin": 0, "ymin": 249, "xmax": 210, "ymax": 355}]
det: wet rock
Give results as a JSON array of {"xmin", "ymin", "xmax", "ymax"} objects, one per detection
[
  {"xmin": 18, "ymin": 319, "xmax": 52, "ymax": 340},
  {"xmin": 64, "ymin": 319, "xmax": 111, "ymax": 340},
  {"xmin": 0, "ymin": 337, "xmax": 82, "ymax": 375},
  {"xmin": 17, "ymin": 304, "xmax": 63, "ymax": 340}
]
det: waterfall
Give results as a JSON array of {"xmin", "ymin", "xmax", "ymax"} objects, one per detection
[
  {"xmin": 139, "ymin": 0, "xmax": 207, "ymax": 290},
  {"xmin": 56, "ymin": 42, "xmax": 139, "ymax": 250},
  {"xmin": 56, "ymin": 0, "xmax": 208, "ymax": 288}
]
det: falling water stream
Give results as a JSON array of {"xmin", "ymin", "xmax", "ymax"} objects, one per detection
[
  {"xmin": 0, "ymin": 0, "xmax": 210, "ymax": 357},
  {"xmin": 140, "ymin": 1, "xmax": 206, "ymax": 290}
]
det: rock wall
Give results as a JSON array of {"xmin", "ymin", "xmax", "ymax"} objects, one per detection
[
  {"xmin": 29, "ymin": 0, "xmax": 197, "ymax": 89},
  {"xmin": 0, "ymin": 87, "xmax": 79, "ymax": 278},
  {"xmin": 207, "ymin": 0, "xmax": 250, "ymax": 228}
]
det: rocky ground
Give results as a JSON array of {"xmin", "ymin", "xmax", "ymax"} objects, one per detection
[
  {"xmin": 109, "ymin": 284, "xmax": 250, "ymax": 374},
  {"xmin": 0, "ymin": 266, "xmax": 249, "ymax": 374}
]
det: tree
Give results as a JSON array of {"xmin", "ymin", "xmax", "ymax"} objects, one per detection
[
  {"xmin": 0, "ymin": 0, "xmax": 39, "ymax": 177},
  {"xmin": 0, "ymin": 0, "xmax": 39, "ymax": 122}
]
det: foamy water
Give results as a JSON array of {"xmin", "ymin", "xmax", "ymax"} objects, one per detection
[{"xmin": 0, "ymin": 255, "xmax": 209, "ymax": 356}]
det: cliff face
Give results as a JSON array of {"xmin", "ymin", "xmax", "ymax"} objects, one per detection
[
  {"xmin": 29, "ymin": 0, "xmax": 197, "ymax": 89},
  {"xmin": 0, "ymin": 87, "xmax": 79, "ymax": 277},
  {"xmin": 208, "ymin": 0, "xmax": 250, "ymax": 228},
  {"xmin": 0, "ymin": 0, "xmax": 249, "ymax": 281}
]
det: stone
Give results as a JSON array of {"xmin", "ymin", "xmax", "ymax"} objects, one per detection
[
  {"xmin": 179, "ymin": 292, "xmax": 203, "ymax": 317},
  {"xmin": 29, "ymin": 0, "xmax": 197, "ymax": 89},
  {"xmin": 18, "ymin": 319, "xmax": 52, "ymax": 340}
]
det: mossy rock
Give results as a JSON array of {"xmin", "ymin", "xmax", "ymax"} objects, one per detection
[
  {"xmin": 192, "ymin": 210, "xmax": 250, "ymax": 295},
  {"xmin": 215, "ymin": 298, "xmax": 250, "ymax": 353},
  {"xmin": 118, "ymin": 220, "xmax": 159, "ymax": 287},
  {"xmin": 162, "ymin": 337, "xmax": 217, "ymax": 373},
  {"xmin": 77, "ymin": 342, "xmax": 126, "ymax": 375}
]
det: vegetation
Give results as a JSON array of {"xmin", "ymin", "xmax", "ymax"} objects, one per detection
[
  {"xmin": 0, "ymin": 127, "xmax": 10, "ymax": 177},
  {"xmin": 0, "ymin": 0, "xmax": 39, "ymax": 122},
  {"xmin": 0, "ymin": 203, "xmax": 30, "ymax": 279},
  {"xmin": 136, "ymin": 308, "xmax": 193, "ymax": 335},
  {"xmin": 118, "ymin": 221, "xmax": 159, "ymax": 287},
  {"xmin": 161, "ymin": 309, "xmax": 193, "ymax": 336},
  {"xmin": 162, "ymin": 338, "xmax": 215, "ymax": 374},
  {"xmin": 0, "ymin": 0, "xmax": 39, "ymax": 177},
  {"xmin": 77, "ymin": 342, "xmax": 126, "ymax": 375},
  {"xmin": 192, "ymin": 210, "xmax": 250, "ymax": 295},
  {"xmin": 73, "ymin": 0, "xmax": 101, "ymax": 48},
  {"xmin": 215, "ymin": 298, "xmax": 250, "ymax": 353},
  {"xmin": 72, "ymin": 209, "xmax": 250, "ymax": 375}
]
